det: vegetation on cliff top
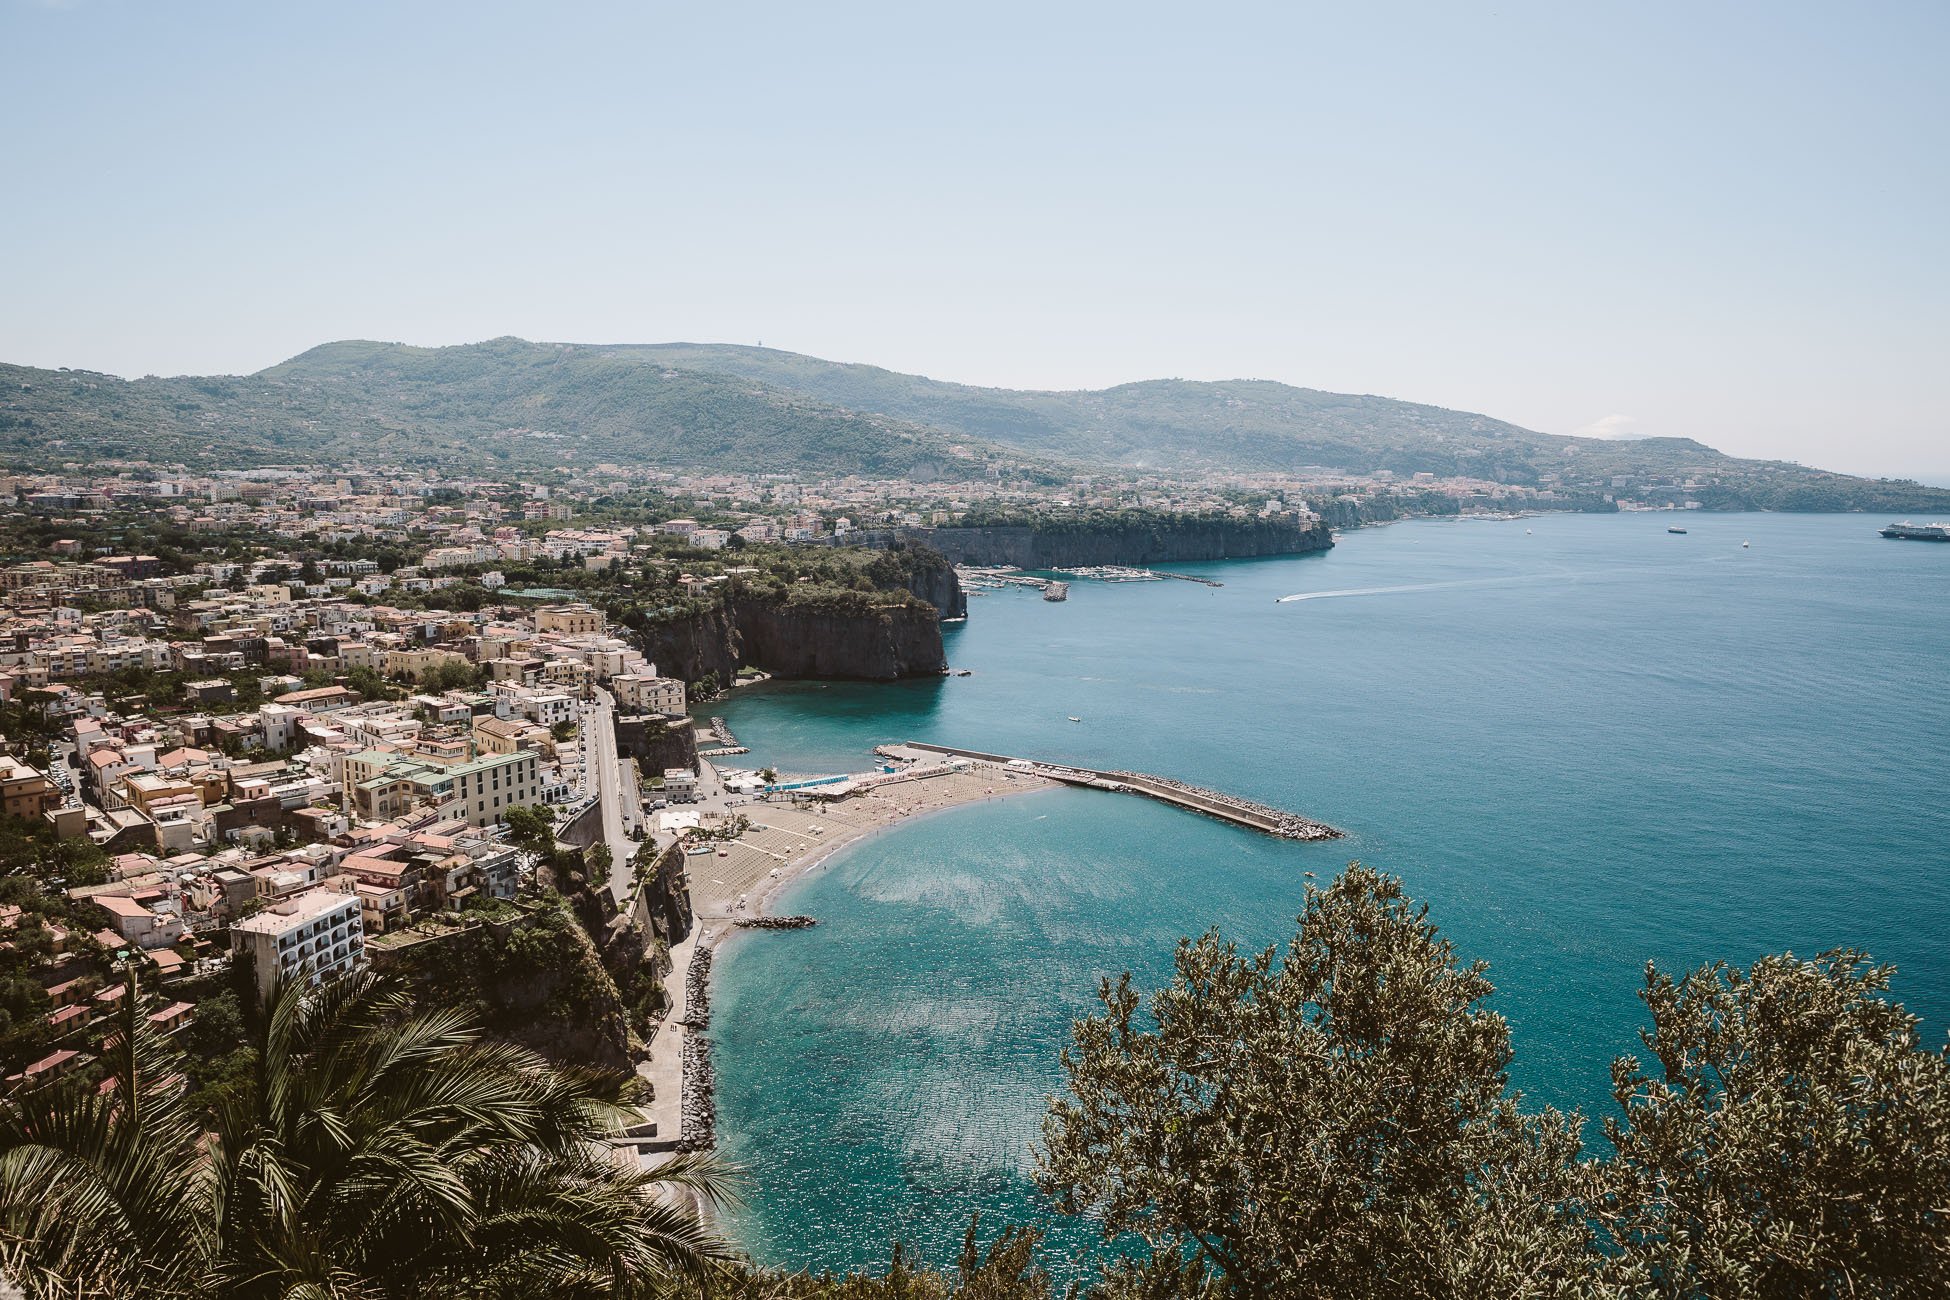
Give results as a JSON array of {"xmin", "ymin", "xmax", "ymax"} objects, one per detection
[{"xmin": 948, "ymin": 505, "xmax": 1323, "ymax": 537}]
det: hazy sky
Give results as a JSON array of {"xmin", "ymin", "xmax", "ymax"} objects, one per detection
[{"xmin": 4, "ymin": 1, "xmax": 1946, "ymax": 477}]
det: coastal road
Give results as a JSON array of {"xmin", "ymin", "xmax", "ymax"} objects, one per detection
[{"xmin": 580, "ymin": 687, "xmax": 642, "ymax": 904}]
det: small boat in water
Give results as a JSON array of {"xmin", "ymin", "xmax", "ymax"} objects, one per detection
[
  {"xmin": 1668, "ymin": 526, "xmax": 1688, "ymax": 534},
  {"xmin": 1067, "ymin": 716, "xmax": 1081, "ymax": 723},
  {"xmin": 1742, "ymin": 540, "xmax": 1750, "ymax": 548}
]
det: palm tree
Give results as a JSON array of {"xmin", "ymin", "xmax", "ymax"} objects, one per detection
[
  {"xmin": 0, "ymin": 974, "xmax": 204, "ymax": 1297},
  {"xmin": 0, "ymin": 971, "xmax": 735, "ymax": 1299}
]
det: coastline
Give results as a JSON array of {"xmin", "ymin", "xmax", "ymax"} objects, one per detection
[
  {"xmin": 639, "ymin": 765, "xmax": 1057, "ymax": 1162},
  {"xmin": 733, "ymin": 771, "xmax": 1068, "ymax": 935}
]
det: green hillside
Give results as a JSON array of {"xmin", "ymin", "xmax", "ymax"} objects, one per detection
[
  {"xmin": 630, "ymin": 343, "xmax": 1950, "ymax": 510},
  {"xmin": 0, "ymin": 338, "xmax": 1036, "ymax": 479},
  {"xmin": 2, "ymin": 336, "xmax": 1945, "ymax": 511}
]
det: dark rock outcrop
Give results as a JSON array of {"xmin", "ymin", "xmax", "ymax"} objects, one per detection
[
  {"xmin": 900, "ymin": 515, "xmax": 1333, "ymax": 568},
  {"xmin": 631, "ymin": 841, "xmax": 696, "ymax": 957},
  {"xmin": 897, "ymin": 548, "xmax": 968, "ymax": 619},
  {"xmin": 614, "ymin": 712, "xmax": 700, "ymax": 775},
  {"xmin": 382, "ymin": 907, "xmax": 634, "ymax": 1074},
  {"xmin": 636, "ymin": 593, "xmax": 947, "ymax": 685}
]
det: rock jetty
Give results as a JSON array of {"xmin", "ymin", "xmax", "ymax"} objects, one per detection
[
  {"xmin": 675, "ymin": 941, "xmax": 717, "ymax": 1151},
  {"xmin": 677, "ymin": 1032, "xmax": 715, "ymax": 1152},
  {"xmin": 735, "ymin": 915, "xmax": 818, "ymax": 930},
  {"xmin": 1108, "ymin": 771, "xmax": 1343, "ymax": 841},
  {"xmin": 682, "ymin": 943, "xmax": 712, "ymax": 1029}
]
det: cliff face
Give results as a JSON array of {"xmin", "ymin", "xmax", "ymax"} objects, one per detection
[
  {"xmin": 730, "ymin": 595, "xmax": 947, "ymax": 679},
  {"xmin": 636, "ymin": 593, "xmax": 947, "ymax": 685},
  {"xmin": 896, "ymin": 547, "xmax": 968, "ymax": 618},
  {"xmin": 903, "ymin": 517, "xmax": 1333, "ymax": 568},
  {"xmin": 632, "ymin": 841, "xmax": 695, "ymax": 954},
  {"xmin": 614, "ymin": 712, "xmax": 700, "ymax": 775},
  {"xmin": 384, "ymin": 908, "xmax": 634, "ymax": 1075}
]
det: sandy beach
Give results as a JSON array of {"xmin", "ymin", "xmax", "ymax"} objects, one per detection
[{"xmin": 636, "ymin": 763, "xmax": 1054, "ymax": 1152}]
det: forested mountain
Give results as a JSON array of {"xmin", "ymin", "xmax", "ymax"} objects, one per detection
[
  {"xmin": 3, "ymin": 336, "xmax": 1946, "ymax": 510},
  {"xmin": 634, "ymin": 343, "xmax": 1950, "ymax": 508},
  {"xmin": 0, "ymin": 338, "xmax": 1037, "ymax": 479}
]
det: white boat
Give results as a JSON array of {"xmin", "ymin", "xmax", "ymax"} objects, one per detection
[{"xmin": 1067, "ymin": 716, "xmax": 1081, "ymax": 723}]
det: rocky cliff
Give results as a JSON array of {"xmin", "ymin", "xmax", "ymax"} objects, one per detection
[
  {"xmin": 902, "ymin": 515, "xmax": 1333, "ymax": 568},
  {"xmin": 383, "ymin": 906, "xmax": 634, "ymax": 1075},
  {"xmin": 614, "ymin": 712, "xmax": 700, "ymax": 775},
  {"xmin": 896, "ymin": 546, "xmax": 968, "ymax": 618},
  {"xmin": 634, "ymin": 592, "xmax": 948, "ymax": 685}
]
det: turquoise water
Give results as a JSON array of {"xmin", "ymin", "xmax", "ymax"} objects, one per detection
[{"xmin": 707, "ymin": 512, "xmax": 1950, "ymax": 1272}]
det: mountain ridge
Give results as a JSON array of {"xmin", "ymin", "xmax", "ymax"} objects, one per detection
[{"xmin": 2, "ymin": 337, "xmax": 1946, "ymax": 511}]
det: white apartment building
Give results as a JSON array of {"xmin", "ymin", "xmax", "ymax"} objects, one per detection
[{"xmin": 230, "ymin": 888, "xmax": 366, "ymax": 999}]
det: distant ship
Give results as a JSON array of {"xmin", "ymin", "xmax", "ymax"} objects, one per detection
[
  {"xmin": 1667, "ymin": 526, "xmax": 1688, "ymax": 534},
  {"xmin": 1880, "ymin": 521, "xmax": 1950, "ymax": 542}
]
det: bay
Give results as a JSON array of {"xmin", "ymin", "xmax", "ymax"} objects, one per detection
[{"xmin": 706, "ymin": 511, "xmax": 1950, "ymax": 1272}]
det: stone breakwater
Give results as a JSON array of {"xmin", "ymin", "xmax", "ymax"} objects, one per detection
[
  {"xmin": 894, "ymin": 742, "xmax": 1343, "ymax": 842},
  {"xmin": 1105, "ymin": 771, "xmax": 1344, "ymax": 842},
  {"xmin": 677, "ymin": 1033, "xmax": 716, "ymax": 1152},
  {"xmin": 677, "ymin": 941, "xmax": 716, "ymax": 1151},
  {"xmin": 735, "ymin": 915, "xmax": 818, "ymax": 930},
  {"xmin": 682, "ymin": 943, "xmax": 713, "ymax": 1028}
]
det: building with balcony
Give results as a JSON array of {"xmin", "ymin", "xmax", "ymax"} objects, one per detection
[{"xmin": 229, "ymin": 888, "xmax": 365, "ymax": 999}]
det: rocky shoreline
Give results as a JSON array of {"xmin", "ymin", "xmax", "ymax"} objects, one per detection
[
  {"xmin": 735, "ymin": 914, "xmax": 818, "ymax": 930},
  {"xmin": 676, "ymin": 942, "xmax": 716, "ymax": 1150}
]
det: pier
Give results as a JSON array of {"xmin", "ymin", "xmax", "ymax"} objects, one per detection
[
  {"xmin": 698, "ymin": 716, "xmax": 750, "ymax": 757},
  {"xmin": 881, "ymin": 742, "xmax": 1342, "ymax": 841}
]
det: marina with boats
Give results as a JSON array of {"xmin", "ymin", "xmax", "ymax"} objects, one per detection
[{"xmin": 954, "ymin": 563, "xmax": 1227, "ymax": 598}]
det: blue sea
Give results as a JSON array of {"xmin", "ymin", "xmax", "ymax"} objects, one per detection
[{"xmin": 706, "ymin": 512, "xmax": 1950, "ymax": 1273}]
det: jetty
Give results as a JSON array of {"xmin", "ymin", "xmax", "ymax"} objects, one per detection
[
  {"xmin": 698, "ymin": 716, "xmax": 750, "ymax": 757},
  {"xmin": 881, "ymin": 742, "xmax": 1342, "ymax": 841}
]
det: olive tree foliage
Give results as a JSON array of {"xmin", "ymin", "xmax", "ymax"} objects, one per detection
[
  {"xmin": 1038, "ymin": 864, "xmax": 1599, "ymax": 1300},
  {"xmin": 1597, "ymin": 951, "xmax": 1950, "ymax": 1299},
  {"xmin": 707, "ymin": 1219, "xmax": 1054, "ymax": 1299}
]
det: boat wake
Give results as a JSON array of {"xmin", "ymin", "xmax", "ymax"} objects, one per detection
[
  {"xmin": 1276, "ymin": 577, "xmax": 1518, "ymax": 603},
  {"xmin": 1276, "ymin": 551, "xmax": 1749, "ymax": 606}
]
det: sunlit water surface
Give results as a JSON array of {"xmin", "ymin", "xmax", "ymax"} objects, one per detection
[{"xmin": 705, "ymin": 513, "xmax": 1950, "ymax": 1271}]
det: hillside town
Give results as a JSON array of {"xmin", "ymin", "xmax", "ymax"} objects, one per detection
[
  {"xmin": 0, "ymin": 451, "xmax": 1676, "ymax": 1095},
  {"xmin": 0, "ymin": 478, "xmax": 710, "ymax": 1094}
]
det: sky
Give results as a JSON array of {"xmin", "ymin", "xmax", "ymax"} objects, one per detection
[{"xmin": 3, "ymin": 1, "xmax": 1946, "ymax": 479}]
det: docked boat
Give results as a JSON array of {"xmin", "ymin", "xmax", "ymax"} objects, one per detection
[{"xmin": 1880, "ymin": 521, "xmax": 1950, "ymax": 541}]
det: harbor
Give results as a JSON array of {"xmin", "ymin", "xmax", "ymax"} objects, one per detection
[
  {"xmin": 874, "ymin": 742, "xmax": 1342, "ymax": 841},
  {"xmin": 954, "ymin": 563, "xmax": 1226, "ymax": 597}
]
